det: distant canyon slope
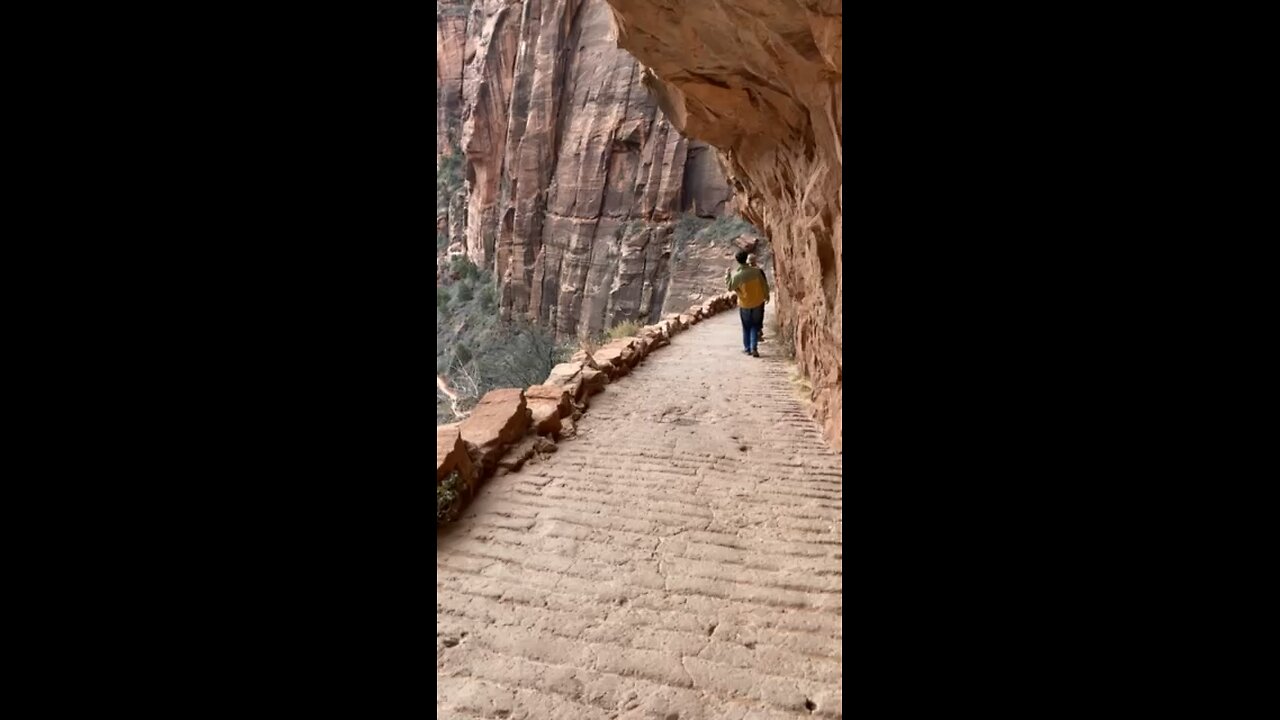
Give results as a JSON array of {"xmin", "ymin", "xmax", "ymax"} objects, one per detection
[{"xmin": 437, "ymin": 0, "xmax": 740, "ymax": 340}]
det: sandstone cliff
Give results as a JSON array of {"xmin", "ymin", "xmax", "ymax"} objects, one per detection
[
  {"xmin": 602, "ymin": 0, "xmax": 843, "ymax": 450},
  {"xmin": 436, "ymin": 0, "xmax": 739, "ymax": 340}
]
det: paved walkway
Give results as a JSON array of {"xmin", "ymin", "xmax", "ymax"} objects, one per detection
[{"xmin": 437, "ymin": 312, "xmax": 843, "ymax": 719}]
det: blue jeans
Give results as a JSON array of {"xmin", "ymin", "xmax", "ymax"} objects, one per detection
[{"xmin": 740, "ymin": 305, "xmax": 765, "ymax": 352}]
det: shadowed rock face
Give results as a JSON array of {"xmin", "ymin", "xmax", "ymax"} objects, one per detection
[
  {"xmin": 602, "ymin": 0, "xmax": 842, "ymax": 450},
  {"xmin": 437, "ymin": 0, "xmax": 734, "ymax": 340}
]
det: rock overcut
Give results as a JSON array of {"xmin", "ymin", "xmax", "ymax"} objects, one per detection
[{"xmin": 603, "ymin": 0, "xmax": 843, "ymax": 449}]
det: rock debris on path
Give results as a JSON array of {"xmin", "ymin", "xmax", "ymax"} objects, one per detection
[{"xmin": 438, "ymin": 312, "xmax": 843, "ymax": 719}]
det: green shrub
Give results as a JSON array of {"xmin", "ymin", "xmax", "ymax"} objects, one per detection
[
  {"xmin": 436, "ymin": 298, "xmax": 562, "ymax": 426},
  {"xmin": 606, "ymin": 320, "xmax": 641, "ymax": 340},
  {"xmin": 438, "ymin": 1, "xmax": 472, "ymax": 18},
  {"xmin": 437, "ymin": 151, "xmax": 464, "ymax": 207},
  {"xmin": 701, "ymin": 215, "xmax": 758, "ymax": 245},
  {"xmin": 437, "ymin": 470, "xmax": 464, "ymax": 522},
  {"xmin": 472, "ymin": 320, "xmax": 560, "ymax": 390},
  {"xmin": 672, "ymin": 212, "xmax": 711, "ymax": 258},
  {"xmin": 455, "ymin": 281, "xmax": 475, "ymax": 303},
  {"xmin": 670, "ymin": 212, "xmax": 763, "ymax": 260},
  {"xmin": 554, "ymin": 340, "xmax": 575, "ymax": 365},
  {"xmin": 450, "ymin": 255, "xmax": 480, "ymax": 282}
]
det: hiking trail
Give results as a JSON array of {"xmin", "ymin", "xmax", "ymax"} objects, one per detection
[{"xmin": 437, "ymin": 311, "xmax": 843, "ymax": 719}]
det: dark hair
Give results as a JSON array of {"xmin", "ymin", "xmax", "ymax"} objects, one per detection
[{"xmin": 735, "ymin": 250, "xmax": 749, "ymax": 264}]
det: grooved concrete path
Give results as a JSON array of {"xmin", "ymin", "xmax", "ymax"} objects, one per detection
[{"xmin": 437, "ymin": 312, "xmax": 843, "ymax": 719}]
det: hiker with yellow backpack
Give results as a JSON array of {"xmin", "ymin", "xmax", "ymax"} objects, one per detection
[{"xmin": 726, "ymin": 250, "xmax": 770, "ymax": 357}]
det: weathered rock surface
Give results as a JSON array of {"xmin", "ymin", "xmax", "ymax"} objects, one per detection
[
  {"xmin": 525, "ymin": 383, "xmax": 573, "ymax": 416},
  {"xmin": 683, "ymin": 140, "xmax": 733, "ymax": 217},
  {"xmin": 580, "ymin": 366, "xmax": 609, "ymax": 395},
  {"xmin": 459, "ymin": 388, "xmax": 530, "ymax": 473},
  {"xmin": 436, "ymin": 2, "xmax": 471, "ymax": 253},
  {"xmin": 603, "ymin": 0, "xmax": 843, "ymax": 449},
  {"xmin": 497, "ymin": 435, "xmax": 557, "ymax": 472},
  {"xmin": 593, "ymin": 338, "xmax": 642, "ymax": 379},
  {"xmin": 524, "ymin": 384, "xmax": 571, "ymax": 437},
  {"xmin": 436, "ymin": 3, "xmax": 467, "ymax": 155},
  {"xmin": 662, "ymin": 231, "xmax": 760, "ymax": 317},
  {"xmin": 544, "ymin": 362, "xmax": 587, "ymax": 402},
  {"xmin": 437, "ymin": 0, "xmax": 736, "ymax": 339},
  {"xmin": 527, "ymin": 401, "xmax": 562, "ymax": 437},
  {"xmin": 436, "ymin": 424, "xmax": 475, "ymax": 487},
  {"xmin": 570, "ymin": 349, "xmax": 600, "ymax": 370},
  {"xmin": 559, "ymin": 415, "xmax": 577, "ymax": 437}
]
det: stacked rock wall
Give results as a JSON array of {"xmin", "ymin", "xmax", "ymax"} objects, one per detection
[{"xmin": 437, "ymin": 292, "xmax": 739, "ymax": 522}]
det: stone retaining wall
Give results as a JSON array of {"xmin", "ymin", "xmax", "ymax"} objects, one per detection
[{"xmin": 436, "ymin": 291, "xmax": 739, "ymax": 522}]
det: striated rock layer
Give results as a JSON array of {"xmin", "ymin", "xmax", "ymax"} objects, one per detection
[
  {"xmin": 436, "ymin": 3, "xmax": 466, "ymax": 154},
  {"xmin": 602, "ymin": 0, "xmax": 842, "ymax": 450},
  {"xmin": 437, "ymin": 0, "xmax": 735, "ymax": 339}
]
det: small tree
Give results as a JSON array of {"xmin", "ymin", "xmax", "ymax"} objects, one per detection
[
  {"xmin": 606, "ymin": 320, "xmax": 641, "ymax": 340},
  {"xmin": 473, "ymin": 320, "xmax": 560, "ymax": 390}
]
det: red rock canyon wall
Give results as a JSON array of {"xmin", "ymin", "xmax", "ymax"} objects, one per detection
[{"xmin": 436, "ymin": 0, "xmax": 735, "ymax": 340}]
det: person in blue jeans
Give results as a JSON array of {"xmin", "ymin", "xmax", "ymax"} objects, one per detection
[
  {"xmin": 748, "ymin": 254, "xmax": 764, "ymax": 342},
  {"xmin": 726, "ymin": 250, "xmax": 770, "ymax": 357}
]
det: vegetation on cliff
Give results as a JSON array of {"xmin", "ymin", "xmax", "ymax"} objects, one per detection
[
  {"xmin": 436, "ymin": 256, "xmax": 569, "ymax": 424},
  {"xmin": 672, "ymin": 212, "xmax": 766, "ymax": 262},
  {"xmin": 437, "ymin": 150, "xmax": 464, "ymax": 251},
  {"xmin": 437, "ymin": 469, "xmax": 464, "ymax": 522}
]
